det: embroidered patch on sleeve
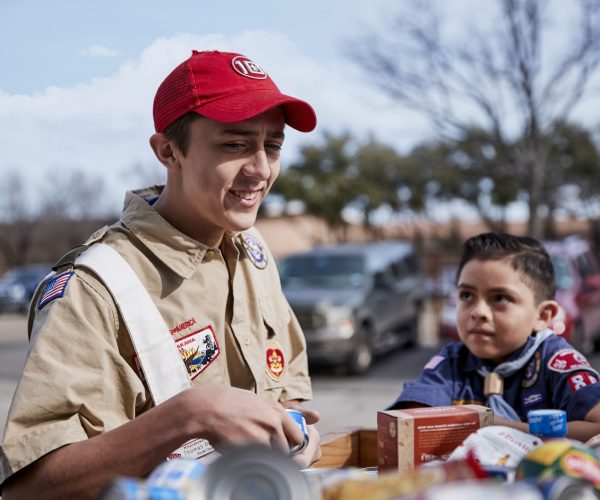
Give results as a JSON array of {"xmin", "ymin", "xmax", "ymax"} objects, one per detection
[
  {"xmin": 38, "ymin": 271, "xmax": 74, "ymax": 310},
  {"xmin": 548, "ymin": 349, "xmax": 592, "ymax": 373},
  {"xmin": 567, "ymin": 371, "xmax": 599, "ymax": 392},
  {"xmin": 424, "ymin": 355, "xmax": 445, "ymax": 370},
  {"xmin": 265, "ymin": 339, "xmax": 285, "ymax": 381}
]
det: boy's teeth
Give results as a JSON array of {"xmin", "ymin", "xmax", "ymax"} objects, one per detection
[{"xmin": 233, "ymin": 190, "xmax": 257, "ymax": 200}]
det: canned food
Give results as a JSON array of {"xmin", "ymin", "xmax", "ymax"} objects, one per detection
[
  {"xmin": 146, "ymin": 458, "xmax": 207, "ymax": 494},
  {"xmin": 286, "ymin": 408, "xmax": 309, "ymax": 455},
  {"xmin": 205, "ymin": 443, "xmax": 312, "ymax": 500},
  {"xmin": 98, "ymin": 477, "xmax": 185, "ymax": 499},
  {"xmin": 528, "ymin": 410, "xmax": 567, "ymax": 439},
  {"xmin": 535, "ymin": 476, "xmax": 598, "ymax": 500}
]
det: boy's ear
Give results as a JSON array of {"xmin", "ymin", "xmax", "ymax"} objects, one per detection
[
  {"xmin": 149, "ymin": 133, "xmax": 182, "ymax": 170},
  {"xmin": 533, "ymin": 300, "xmax": 560, "ymax": 332}
]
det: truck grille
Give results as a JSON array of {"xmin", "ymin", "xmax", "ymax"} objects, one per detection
[{"xmin": 293, "ymin": 309, "xmax": 326, "ymax": 330}]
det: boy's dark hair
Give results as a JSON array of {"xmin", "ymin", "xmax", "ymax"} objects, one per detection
[
  {"xmin": 163, "ymin": 112, "xmax": 203, "ymax": 156},
  {"xmin": 456, "ymin": 232, "xmax": 556, "ymax": 301}
]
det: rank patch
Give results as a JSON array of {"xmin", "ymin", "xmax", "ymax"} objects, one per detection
[
  {"xmin": 265, "ymin": 339, "xmax": 285, "ymax": 381},
  {"xmin": 567, "ymin": 371, "xmax": 599, "ymax": 392},
  {"xmin": 522, "ymin": 351, "xmax": 541, "ymax": 388},
  {"xmin": 176, "ymin": 326, "xmax": 220, "ymax": 380},
  {"xmin": 241, "ymin": 234, "xmax": 268, "ymax": 269},
  {"xmin": 548, "ymin": 349, "xmax": 592, "ymax": 373},
  {"xmin": 38, "ymin": 271, "xmax": 74, "ymax": 310}
]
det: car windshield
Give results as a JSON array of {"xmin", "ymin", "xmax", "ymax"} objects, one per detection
[
  {"xmin": 551, "ymin": 255, "xmax": 574, "ymax": 290},
  {"xmin": 280, "ymin": 254, "xmax": 366, "ymax": 289}
]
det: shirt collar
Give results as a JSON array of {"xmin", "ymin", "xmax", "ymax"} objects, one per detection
[
  {"xmin": 462, "ymin": 335, "xmax": 535, "ymax": 372},
  {"xmin": 120, "ymin": 185, "xmax": 210, "ymax": 279}
]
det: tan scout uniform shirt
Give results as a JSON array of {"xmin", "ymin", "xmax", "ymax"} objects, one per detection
[{"xmin": 0, "ymin": 186, "xmax": 311, "ymax": 485}]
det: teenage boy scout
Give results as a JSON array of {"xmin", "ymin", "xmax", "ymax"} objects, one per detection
[{"xmin": 1, "ymin": 50, "xmax": 320, "ymax": 499}]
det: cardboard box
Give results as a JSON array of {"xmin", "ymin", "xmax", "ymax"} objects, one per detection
[
  {"xmin": 377, "ymin": 404, "xmax": 494, "ymax": 471},
  {"xmin": 313, "ymin": 427, "xmax": 378, "ymax": 469}
]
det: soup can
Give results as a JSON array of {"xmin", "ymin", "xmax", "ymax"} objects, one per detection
[
  {"xmin": 98, "ymin": 477, "xmax": 184, "ymax": 499},
  {"xmin": 286, "ymin": 408, "xmax": 309, "ymax": 455},
  {"xmin": 527, "ymin": 410, "xmax": 567, "ymax": 439}
]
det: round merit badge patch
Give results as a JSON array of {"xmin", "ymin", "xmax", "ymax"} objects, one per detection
[
  {"xmin": 265, "ymin": 340, "xmax": 285, "ymax": 382},
  {"xmin": 241, "ymin": 234, "xmax": 268, "ymax": 269},
  {"xmin": 522, "ymin": 351, "xmax": 541, "ymax": 388}
]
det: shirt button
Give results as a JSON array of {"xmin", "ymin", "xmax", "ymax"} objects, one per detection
[{"xmin": 243, "ymin": 336, "xmax": 251, "ymax": 346}]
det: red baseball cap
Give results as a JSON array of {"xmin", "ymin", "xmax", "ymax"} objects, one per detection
[{"xmin": 153, "ymin": 50, "xmax": 317, "ymax": 133}]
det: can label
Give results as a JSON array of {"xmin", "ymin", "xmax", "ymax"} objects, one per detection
[
  {"xmin": 98, "ymin": 477, "xmax": 185, "ymax": 499},
  {"xmin": 528, "ymin": 409, "xmax": 567, "ymax": 438},
  {"xmin": 286, "ymin": 409, "xmax": 309, "ymax": 455}
]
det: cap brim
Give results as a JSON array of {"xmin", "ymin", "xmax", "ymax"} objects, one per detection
[{"xmin": 193, "ymin": 90, "xmax": 317, "ymax": 132}]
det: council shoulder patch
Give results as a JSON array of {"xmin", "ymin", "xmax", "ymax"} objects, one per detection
[
  {"xmin": 176, "ymin": 326, "xmax": 220, "ymax": 380},
  {"xmin": 38, "ymin": 271, "xmax": 74, "ymax": 310},
  {"xmin": 241, "ymin": 234, "xmax": 268, "ymax": 269},
  {"xmin": 548, "ymin": 348, "xmax": 592, "ymax": 373}
]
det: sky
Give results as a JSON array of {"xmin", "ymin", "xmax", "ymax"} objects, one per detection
[
  {"xmin": 2, "ymin": 0, "xmax": 431, "ymax": 215},
  {"xmin": 0, "ymin": 0, "xmax": 596, "ymax": 219}
]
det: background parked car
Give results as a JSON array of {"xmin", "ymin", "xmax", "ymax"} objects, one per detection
[
  {"xmin": 279, "ymin": 241, "xmax": 426, "ymax": 374},
  {"xmin": 437, "ymin": 236, "xmax": 600, "ymax": 355},
  {"xmin": 0, "ymin": 263, "xmax": 52, "ymax": 314}
]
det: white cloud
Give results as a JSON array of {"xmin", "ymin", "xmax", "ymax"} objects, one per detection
[
  {"xmin": 79, "ymin": 44, "xmax": 121, "ymax": 58},
  {"xmin": 0, "ymin": 30, "xmax": 430, "ymax": 214}
]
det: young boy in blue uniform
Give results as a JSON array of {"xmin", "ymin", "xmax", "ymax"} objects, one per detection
[{"xmin": 389, "ymin": 232, "xmax": 600, "ymax": 442}]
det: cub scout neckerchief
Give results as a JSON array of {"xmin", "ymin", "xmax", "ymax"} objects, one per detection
[{"xmin": 477, "ymin": 328, "xmax": 555, "ymax": 421}]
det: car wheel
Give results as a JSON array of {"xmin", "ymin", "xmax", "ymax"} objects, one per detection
[
  {"xmin": 571, "ymin": 321, "xmax": 593, "ymax": 356},
  {"xmin": 347, "ymin": 326, "xmax": 373, "ymax": 375}
]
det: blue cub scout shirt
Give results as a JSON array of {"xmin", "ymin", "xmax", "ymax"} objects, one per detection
[{"xmin": 390, "ymin": 335, "xmax": 600, "ymax": 421}]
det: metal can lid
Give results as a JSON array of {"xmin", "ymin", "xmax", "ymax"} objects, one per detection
[
  {"xmin": 527, "ymin": 409, "xmax": 567, "ymax": 438},
  {"xmin": 204, "ymin": 444, "xmax": 312, "ymax": 500}
]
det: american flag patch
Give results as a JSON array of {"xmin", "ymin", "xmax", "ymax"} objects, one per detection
[
  {"xmin": 424, "ymin": 355, "xmax": 445, "ymax": 370},
  {"xmin": 38, "ymin": 271, "xmax": 74, "ymax": 310}
]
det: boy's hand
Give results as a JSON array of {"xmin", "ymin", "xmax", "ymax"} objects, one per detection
[
  {"xmin": 493, "ymin": 415, "xmax": 529, "ymax": 433},
  {"xmin": 279, "ymin": 400, "xmax": 322, "ymax": 466}
]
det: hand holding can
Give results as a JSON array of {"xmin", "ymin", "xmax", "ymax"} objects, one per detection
[{"xmin": 286, "ymin": 409, "xmax": 309, "ymax": 455}]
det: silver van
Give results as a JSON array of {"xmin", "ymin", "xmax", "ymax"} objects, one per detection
[{"xmin": 279, "ymin": 241, "xmax": 426, "ymax": 374}]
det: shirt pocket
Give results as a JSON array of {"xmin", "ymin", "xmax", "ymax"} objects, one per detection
[
  {"xmin": 259, "ymin": 294, "xmax": 291, "ymax": 339},
  {"xmin": 259, "ymin": 295, "xmax": 290, "ymax": 395}
]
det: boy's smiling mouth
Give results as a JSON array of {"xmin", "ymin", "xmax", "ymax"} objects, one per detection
[{"xmin": 229, "ymin": 188, "xmax": 262, "ymax": 201}]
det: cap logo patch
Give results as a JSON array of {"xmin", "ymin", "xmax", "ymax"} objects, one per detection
[
  {"xmin": 175, "ymin": 325, "xmax": 220, "ymax": 380},
  {"xmin": 231, "ymin": 56, "xmax": 267, "ymax": 80}
]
